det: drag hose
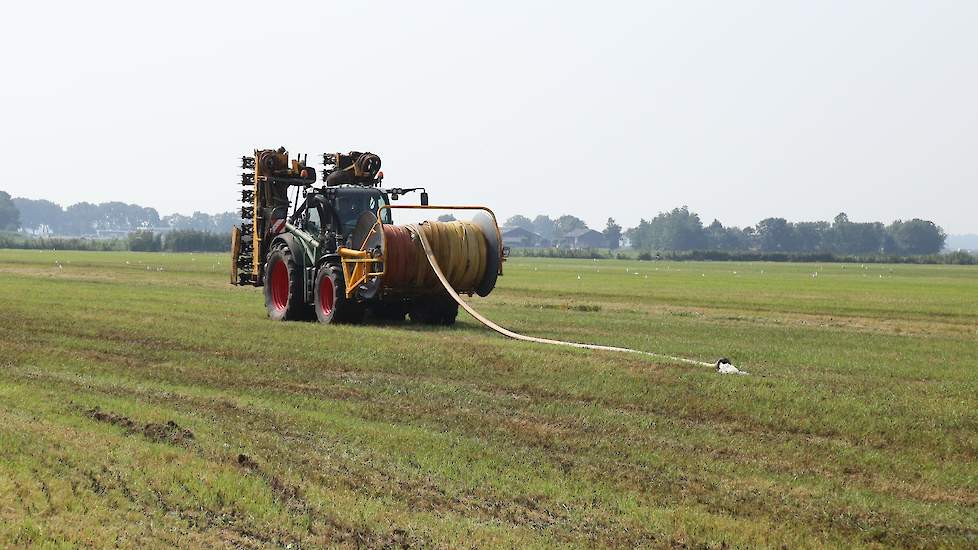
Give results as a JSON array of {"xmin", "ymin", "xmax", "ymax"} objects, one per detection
[{"xmin": 409, "ymin": 223, "xmax": 717, "ymax": 369}]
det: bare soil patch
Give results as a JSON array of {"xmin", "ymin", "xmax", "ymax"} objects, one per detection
[{"xmin": 87, "ymin": 406, "xmax": 194, "ymax": 446}]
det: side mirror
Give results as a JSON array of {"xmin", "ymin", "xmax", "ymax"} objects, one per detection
[{"xmin": 420, "ymin": 192, "xmax": 429, "ymax": 206}]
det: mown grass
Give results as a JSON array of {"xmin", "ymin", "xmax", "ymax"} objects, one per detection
[{"xmin": 0, "ymin": 249, "xmax": 976, "ymax": 548}]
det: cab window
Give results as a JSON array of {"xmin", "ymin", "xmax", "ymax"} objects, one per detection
[
  {"xmin": 306, "ymin": 205, "xmax": 322, "ymax": 234},
  {"xmin": 335, "ymin": 191, "xmax": 391, "ymax": 231}
]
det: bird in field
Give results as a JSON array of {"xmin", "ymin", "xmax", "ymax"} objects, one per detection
[{"xmin": 716, "ymin": 358, "xmax": 749, "ymax": 375}]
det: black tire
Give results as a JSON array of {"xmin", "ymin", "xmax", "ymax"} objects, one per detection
[
  {"xmin": 409, "ymin": 294, "xmax": 458, "ymax": 326},
  {"xmin": 369, "ymin": 302, "xmax": 408, "ymax": 323},
  {"xmin": 263, "ymin": 245, "xmax": 311, "ymax": 321},
  {"xmin": 440, "ymin": 297, "xmax": 459, "ymax": 325},
  {"xmin": 314, "ymin": 264, "xmax": 364, "ymax": 324}
]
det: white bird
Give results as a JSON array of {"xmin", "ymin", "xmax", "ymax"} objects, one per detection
[{"xmin": 716, "ymin": 358, "xmax": 749, "ymax": 375}]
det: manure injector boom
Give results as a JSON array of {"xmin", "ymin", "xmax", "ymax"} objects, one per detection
[{"xmin": 231, "ymin": 147, "xmax": 504, "ymax": 325}]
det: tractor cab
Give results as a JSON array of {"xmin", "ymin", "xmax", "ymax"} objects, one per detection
[
  {"xmin": 288, "ymin": 186, "xmax": 392, "ymax": 249},
  {"xmin": 331, "ymin": 186, "xmax": 392, "ymax": 234}
]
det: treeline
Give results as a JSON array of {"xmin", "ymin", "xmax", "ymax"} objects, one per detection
[
  {"xmin": 0, "ymin": 232, "xmax": 127, "ymax": 251},
  {"xmin": 509, "ymin": 247, "xmax": 978, "ymax": 265},
  {"xmin": 627, "ymin": 208, "xmax": 946, "ymax": 255},
  {"xmin": 0, "ymin": 230, "xmax": 230, "ymax": 252},
  {"xmin": 8, "ymin": 196, "xmax": 237, "ymax": 236},
  {"xmin": 505, "ymin": 207, "xmax": 948, "ymax": 256},
  {"xmin": 128, "ymin": 230, "xmax": 230, "ymax": 252},
  {"xmin": 0, "ymin": 191, "xmax": 958, "ymax": 258}
]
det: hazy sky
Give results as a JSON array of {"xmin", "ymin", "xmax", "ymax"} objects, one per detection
[{"xmin": 2, "ymin": 1, "xmax": 976, "ymax": 233}]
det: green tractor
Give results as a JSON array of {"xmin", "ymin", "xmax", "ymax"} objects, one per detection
[{"xmin": 231, "ymin": 148, "xmax": 503, "ymax": 325}]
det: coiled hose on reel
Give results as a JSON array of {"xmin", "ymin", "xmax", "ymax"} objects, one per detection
[{"xmin": 381, "ymin": 221, "xmax": 489, "ymax": 294}]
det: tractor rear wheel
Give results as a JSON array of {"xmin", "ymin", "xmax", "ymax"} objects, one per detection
[
  {"xmin": 263, "ymin": 245, "xmax": 311, "ymax": 321},
  {"xmin": 314, "ymin": 264, "xmax": 364, "ymax": 324}
]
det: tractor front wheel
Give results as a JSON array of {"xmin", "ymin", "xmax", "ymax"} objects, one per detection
[
  {"xmin": 263, "ymin": 245, "xmax": 311, "ymax": 321},
  {"xmin": 314, "ymin": 265, "xmax": 364, "ymax": 324}
]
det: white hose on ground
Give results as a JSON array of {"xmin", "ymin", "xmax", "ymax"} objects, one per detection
[{"xmin": 410, "ymin": 224, "xmax": 740, "ymax": 371}]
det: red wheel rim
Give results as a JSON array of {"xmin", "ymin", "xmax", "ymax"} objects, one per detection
[
  {"xmin": 270, "ymin": 260, "xmax": 289, "ymax": 311},
  {"xmin": 319, "ymin": 275, "xmax": 334, "ymax": 317}
]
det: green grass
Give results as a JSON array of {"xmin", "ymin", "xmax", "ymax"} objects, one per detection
[{"xmin": 1, "ymin": 249, "xmax": 976, "ymax": 548}]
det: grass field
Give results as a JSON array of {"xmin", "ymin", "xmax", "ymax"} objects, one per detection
[{"xmin": 1, "ymin": 249, "xmax": 976, "ymax": 548}]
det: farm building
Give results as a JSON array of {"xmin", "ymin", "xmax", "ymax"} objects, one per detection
[
  {"xmin": 556, "ymin": 228, "xmax": 606, "ymax": 249},
  {"xmin": 501, "ymin": 226, "xmax": 545, "ymax": 248}
]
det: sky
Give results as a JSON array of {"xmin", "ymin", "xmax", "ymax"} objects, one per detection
[{"xmin": 1, "ymin": 1, "xmax": 976, "ymax": 233}]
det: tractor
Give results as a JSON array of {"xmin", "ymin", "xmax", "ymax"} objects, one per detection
[{"xmin": 231, "ymin": 148, "xmax": 503, "ymax": 325}]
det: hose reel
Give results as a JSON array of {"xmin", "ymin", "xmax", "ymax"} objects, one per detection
[{"xmin": 340, "ymin": 205, "xmax": 504, "ymax": 301}]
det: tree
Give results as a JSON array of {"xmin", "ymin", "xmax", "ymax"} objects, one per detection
[
  {"xmin": 436, "ymin": 214, "xmax": 457, "ymax": 222},
  {"xmin": 553, "ymin": 215, "xmax": 588, "ymax": 238},
  {"xmin": 886, "ymin": 219, "xmax": 946, "ymax": 255},
  {"xmin": 504, "ymin": 214, "xmax": 533, "ymax": 231},
  {"xmin": 12, "ymin": 198, "xmax": 62, "ymax": 233},
  {"xmin": 164, "ymin": 229, "xmax": 230, "ymax": 252},
  {"xmin": 705, "ymin": 219, "xmax": 726, "ymax": 250},
  {"xmin": 127, "ymin": 230, "xmax": 161, "ymax": 251},
  {"xmin": 63, "ymin": 202, "xmax": 101, "ymax": 235},
  {"xmin": 829, "ymin": 213, "xmax": 885, "ymax": 254},
  {"xmin": 627, "ymin": 206, "xmax": 706, "ymax": 251},
  {"xmin": 705, "ymin": 219, "xmax": 751, "ymax": 251},
  {"xmin": 211, "ymin": 212, "xmax": 240, "ymax": 233},
  {"xmin": 603, "ymin": 218, "xmax": 622, "ymax": 249},
  {"xmin": 625, "ymin": 220, "xmax": 651, "ymax": 252},
  {"xmin": 0, "ymin": 191, "xmax": 21, "ymax": 231},
  {"xmin": 732, "ymin": 227, "xmax": 755, "ymax": 250},
  {"xmin": 95, "ymin": 202, "xmax": 160, "ymax": 231},
  {"xmin": 755, "ymin": 217, "xmax": 796, "ymax": 252},
  {"xmin": 794, "ymin": 221, "xmax": 830, "ymax": 252},
  {"xmin": 741, "ymin": 226, "xmax": 757, "ymax": 248},
  {"xmin": 531, "ymin": 215, "xmax": 556, "ymax": 239}
]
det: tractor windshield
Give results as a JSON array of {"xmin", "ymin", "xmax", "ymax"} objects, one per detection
[{"xmin": 334, "ymin": 187, "xmax": 391, "ymax": 233}]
